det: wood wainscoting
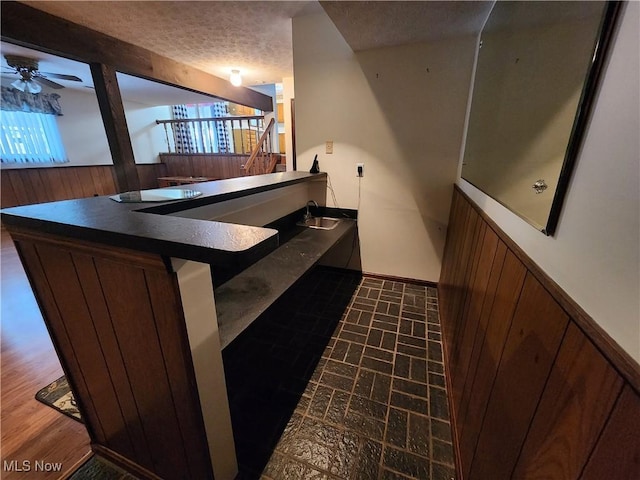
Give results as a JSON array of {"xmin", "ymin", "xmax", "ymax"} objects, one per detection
[
  {"xmin": 1, "ymin": 164, "xmax": 167, "ymax": 208},
  {"xmin": 439, "ymin": 185, "xmax": 640, "ymax": 480},
  {"xmin": 1, "ymin": 156, "xmax": 286, "ymax": 209},
  {"xmin": 159, "ymin": 153, "xmax": 284, "ymax": 180},
  {"xmin": 7, "ymin": 227, "xmax": 214, "ymax": 479}
]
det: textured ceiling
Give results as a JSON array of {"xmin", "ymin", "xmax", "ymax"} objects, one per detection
[
  {"xmin": 20, "ymin": 0, "xmax": 322, "ymax": 85},
  {"xmin": 13, "ymin": 1, "xmax": 493, "ymax": 89},
  {"xmin": 320, "ymin": 1, "xmax": 493, "ymax": 51}
]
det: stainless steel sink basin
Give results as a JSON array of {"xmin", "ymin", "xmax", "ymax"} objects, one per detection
[{"xmin": 297, "ymin": 216, "xmax": 341, "ymax": 230}]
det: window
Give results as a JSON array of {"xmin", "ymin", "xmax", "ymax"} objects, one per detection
[{"xmin": 0, "ymin": 110, "xmax": 68, "ymax": 164}]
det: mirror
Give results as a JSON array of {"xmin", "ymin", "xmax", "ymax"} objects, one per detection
[{"xmin": 461, "ymin": 1, "xmax": 620, "ymax": 235}]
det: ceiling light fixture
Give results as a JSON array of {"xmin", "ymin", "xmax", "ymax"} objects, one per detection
[
  {"xmin": 230, "ymin": 69, "xmax": 242, "ymax": 87},
  {"xmin": 11, "ymin": 78, "xmax": 41, "ymax": 94}
]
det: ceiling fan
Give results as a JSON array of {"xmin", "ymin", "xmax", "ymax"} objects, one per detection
[{"xmin": 2, "ymin": 54, "xmax": 82, "ymax": 93}]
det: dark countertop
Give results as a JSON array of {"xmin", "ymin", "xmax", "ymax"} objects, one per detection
[
  {"xmin": 215, "ymin": 218, "xmax": 357, "ymax": 349},
  {"xmin": 0, "ymin": 172, "xmax": 325, "ymax": 267}
]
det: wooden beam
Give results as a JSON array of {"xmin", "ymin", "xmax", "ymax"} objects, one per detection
[
  {"xmin": 90, "ymin": 63, "xmax": 140, "ymax": 193},
  {"xmin": 0, "ymin": 2, "xmax": 273, "ymax": 112}
]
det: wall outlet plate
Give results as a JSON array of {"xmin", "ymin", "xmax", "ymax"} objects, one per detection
[
  {"xmin": 357, "ymin": 163, "xmax": 364, "ymax": 177},
  {"xmin": 326, "ymin": 141, "xmax": 333, "ymax": 154}
]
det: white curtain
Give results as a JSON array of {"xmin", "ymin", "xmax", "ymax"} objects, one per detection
[{"xmin": 0, "ymin": 110, "xmax": 68, "ymax": 164}]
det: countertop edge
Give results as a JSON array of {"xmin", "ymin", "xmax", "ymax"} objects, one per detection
[{"xmin": 0, "ymin": 172, "xmax": 325, "ymax": 266}]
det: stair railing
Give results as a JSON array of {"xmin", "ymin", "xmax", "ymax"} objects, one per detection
[
  {"xmin": 156, "ymin": 115, "xmax": 265, "ymax": 154},
  {"xmin": 242, "ymin": 118, "xmax": 277, "ymax": 175}
]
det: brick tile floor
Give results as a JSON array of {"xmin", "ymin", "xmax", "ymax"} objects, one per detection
[{"xmin": 223, "ymin": 268, "xmax": 456, "ymax": 480}]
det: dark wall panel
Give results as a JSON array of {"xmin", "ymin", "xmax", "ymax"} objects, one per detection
[
  {"xmin": 439, "ymin": 186, "xmax": 640, "ymax": 480},
  {"xmin": 469, "ymin": 273, "xmax": 569, "ymax": 479},
  {"xmin": 1, "ymin": 164, "xmax": 165, "ymax": 208},
  {"xmin": 512, "ymin": 323, "xmax": 623, "ymax": 479},
  {"xmin": 580, "ymin": 385, "xmax": 640, "ymax": 480},
  {"xmin": 9, "ymin": 229, "xmax": 213, "ymax": 479}
]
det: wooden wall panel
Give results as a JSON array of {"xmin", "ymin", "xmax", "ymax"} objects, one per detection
[
  {"xmin": 136, "ymin": 163, "xmax": 167, "ymax": 190},
  {"xmin": 459, "ymin": 250, "xmax": 526, "ymax": 478},
  {"xmin": 8, "ymin": 229, "xmax": 213, "ymax": 479},
  {"xmin": 144, "ymin": 271, "xmax": 213, "ymax": 479},
  {"xmin": 94, "ymin": 257, "xmax": 192, "ymax": 477},
  {"xmin": 455, "ymin": 241, "xmax": 507, "ymax": 433},
  {"xmin": 449, "ymin": 227, "xmax": 499, "ymax": 407},
  {"xmin": 439, "ymin": 186, "xmax": 640, "ymax": 480},
  {"xmin": 0, "ymin": 164, "xmax": 167, "ymax": 208},
  {"xmin": 35, "ymin": 245, "xmax": 136, "ymax": 458},
  {"xmin": 512, "ymin": 323, "xmax": 623, "ymax": 479},
  {"xmin": 72, "ymin": 253, "xmax": 155, "ymax": 468},
  {"xmin": 1, "ymin": 166, "xmax": 115, "ymax": 207},
  {"xmin": 159, "ymin": 153, "xmax": 286, "ymax": 184},
  {"xmin": 13, "ymin": 241, "xmax": 106, "ymax": 444},
  {"xmin": 580, "ymin": 385, "xmax": 640, "ymax": 480},
  {"xmin": 469, "ymin": 273, "xmax": 569, "ymax": 479},
  {"xmin": 161, "ymin": 153, "xmax": 240, "ymax": 179}
]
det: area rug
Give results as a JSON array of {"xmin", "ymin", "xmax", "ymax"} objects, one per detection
[{"xmin": 35, "ymin": 376, "xmax": 83, "ymax": 423}]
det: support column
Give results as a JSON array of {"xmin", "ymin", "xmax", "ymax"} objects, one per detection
[{"xmin": 90, "ymin": 63, "xmax": 140, "ymax": 192}]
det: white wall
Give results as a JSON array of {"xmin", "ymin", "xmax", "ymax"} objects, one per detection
[
  {"xmin": 24, "ymin": 87, "xmax": 170, "ymax": 166},
  {"xmin": 124, "ymin": 102, "xmax": 172, "ymax": 164},
  {"xmin": 56, "ymin": 87, "xmax": 112, "ymax": 165},
  {"xmin": 292, "ymin": 12, "xmax": 476, "ymax": 282},
  {"xmin": 459, "ymin": 2, "xmax": 640, "ymax": 361}
]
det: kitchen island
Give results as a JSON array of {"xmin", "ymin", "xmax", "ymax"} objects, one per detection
[{"xmin": 1, "ymin": 171, "xmax": 360, "ymax": 480}]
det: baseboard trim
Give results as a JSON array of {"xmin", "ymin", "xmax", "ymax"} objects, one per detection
[
  {"xmin": 91, "ymin": 445, "xmax": 164, "ymax": 480},
  {"xmin": 362, "ymin": 271, "xmax": 438, "ymax": 288}
]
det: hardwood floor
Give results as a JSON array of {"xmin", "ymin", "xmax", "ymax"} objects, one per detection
[{"xmin": 1, "ymin": 228, "xmax": 90, "ymax": 479}]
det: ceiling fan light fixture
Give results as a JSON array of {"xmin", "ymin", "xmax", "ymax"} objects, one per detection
[
  {"xmin": 11, "ymin": 78, "xmax": 41, "ymax": 94},
  {"xmin": 11, "ymin": 78, "xmax": 27, "ymax": 92},
  {"xmin": 230, "ymin": 69, "xmax": 242, "ymax": 87},
  {"xmin": 26, "ymin": 80, "xmax": 42, "ymax": 94}
]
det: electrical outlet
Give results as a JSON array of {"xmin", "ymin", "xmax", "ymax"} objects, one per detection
[
  {"xmin": 326, "ymin": 141, "xmax": 333, "ymax": 154},
  {"xmin": 357, "ymin": 163, "xmax": 364, "ymax": 177}
]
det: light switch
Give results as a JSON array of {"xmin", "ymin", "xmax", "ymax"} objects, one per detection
[{"xmin": 326, "ymin": 141, "xmax": 333, "ymax": 154}]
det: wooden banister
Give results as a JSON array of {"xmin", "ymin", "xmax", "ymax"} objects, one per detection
[{"xmin": 243, "ymin": 118, "xmax": 276, "ymax": 174}]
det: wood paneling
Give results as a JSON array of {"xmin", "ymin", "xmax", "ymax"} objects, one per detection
[
  {"xmin": 8, "ymin": 228, "xmax": 213, "ymax": 479},
  {"xmin": 469, "ymin": 273, "xmax": 569, "ymax": 479},
  {"xmin": 0, "ymin": 229, "xmax": 90, "ymax": 480},
  {"xmin": 458, "ymin": 250, "xmax": 526, "ymax": 478},
  {"xmin": 449, "ymin": 226, "xmax": 499, "ymax": 406},
  {"xmin": 1, "ymin": 164, "xmax": 165, "ymax": 208},
  {"xmin": 161, "ymin": 153, "xmax": 246, "ymax": 179},
  {"xmin": 513, "ymin": 323, "xmax": 623, "ymax": 479},
  {"xmin": 136, "ymin": 163, "xmax": 168, "ymax": 190},
  {"xmin": 439, "ymin": 185, "xmax": 640, "ymax": 480},
  {"xmin": 580, "ymin": 385, "xmax": 640, "ymax": 480},
  {"xmin": 160, "ymin": 153, "xmax": 284, "ymax": 180}
]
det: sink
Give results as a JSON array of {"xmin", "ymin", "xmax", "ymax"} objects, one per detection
[{"xmin": 297, "ymin": 216, "xmax": 341, "ymax": 230}]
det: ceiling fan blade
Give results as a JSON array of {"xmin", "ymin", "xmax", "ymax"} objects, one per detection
[
  {"xmin": 39, "ymin": 72, "xmax": 82, "ymax": 82},
  {"xmin": 34, "ymin": 76, "xmax": 64, "ymax": 89}
]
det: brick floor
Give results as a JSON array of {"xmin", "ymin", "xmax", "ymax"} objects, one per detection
[{"xmin": 223, "ymin": 268, "xmax": 456, "ymax": 480}]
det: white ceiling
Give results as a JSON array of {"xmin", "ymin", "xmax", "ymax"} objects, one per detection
[{"xmin": 3, "ymin": 1, "xmax": 493, "ymax": 105}]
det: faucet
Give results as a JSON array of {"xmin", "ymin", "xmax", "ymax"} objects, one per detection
[{"xmin": 304, "ymin": 200, "xmax": 318, "ymax": 221}]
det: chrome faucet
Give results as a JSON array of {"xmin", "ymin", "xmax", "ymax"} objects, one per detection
[{"xmin": 304, "ymin": 200, "xmax": 318, "ymax": 221}]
